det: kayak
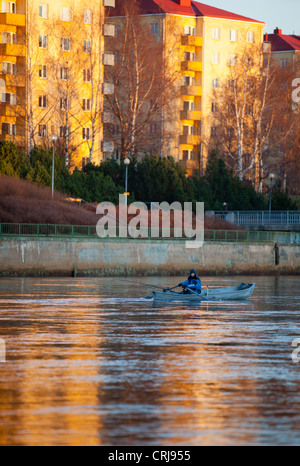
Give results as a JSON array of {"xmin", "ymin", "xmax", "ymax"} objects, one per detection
[{"xmin": 152, "ymin": 283, "xmax": 256, "ymax": 302}]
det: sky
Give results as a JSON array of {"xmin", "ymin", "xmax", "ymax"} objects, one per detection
[{"xmin": 198, "ymin": 0, "xmax": 300, "ymax": 35}]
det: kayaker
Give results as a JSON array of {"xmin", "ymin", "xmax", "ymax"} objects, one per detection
[{"xmin": 178, "ymin": 269, "xmax": 202, "ymax": 294}]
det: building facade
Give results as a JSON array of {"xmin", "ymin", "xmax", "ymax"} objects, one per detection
[
  {"xmin": 0, "ymin": 0, "xmax": 115, "ymax": 169},
  {"xmin": 106, "ymin": 0, "xmax": 265, "ymax": 175},
  {"xmin": 264, "ymin": 28, "xmax": 300, "ymax": 70}
]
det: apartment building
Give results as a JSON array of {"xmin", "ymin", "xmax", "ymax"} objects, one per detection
[
  {"xmin": 264, "ymin": 28, "xmax": 300, "ymax": 70},
  {"xmin": 0, "ymin": 0, "xmax": 115, "ymax": 169},
  {"xmin": 107, "ymin": 0, "xmax": 264, "ymax": 174}
]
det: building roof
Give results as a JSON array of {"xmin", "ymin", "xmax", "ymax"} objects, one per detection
[
  {"xmin": 265, "ymin": 29, "xmax": 300, "ymax": 51},
  {"xmin": 111, "ymin": 0, "xmax": 264, "ymax": 24}
]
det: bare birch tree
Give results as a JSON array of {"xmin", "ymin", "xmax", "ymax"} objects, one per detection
[
  {"xmin": 104, "ymin": 0, "xmax": 179, "ymax": 159},
  {"xmin": 209, "ymin": 44, "xmax": 276, "ymax": 185}
]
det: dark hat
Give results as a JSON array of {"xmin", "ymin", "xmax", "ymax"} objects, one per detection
[{"xmin": 190, "ymin": 269, "xmax": 196, "ymax": 275}]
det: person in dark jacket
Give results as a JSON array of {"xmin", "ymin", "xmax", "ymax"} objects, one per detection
[{"xmin": 178, "ymin": 269, "xmax": 202, "ymax": 294}]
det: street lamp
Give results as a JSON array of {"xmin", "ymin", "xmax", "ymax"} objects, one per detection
[
  {"xmin": 124, "ymin": 157, "xmax": 130, "ymax": 208},
  {"xmin": 269, "ymin": 173, "xmax": 275, "ymax": 218},
  {"xmin": 51, "ymin": 135, "xmax": 58, "ymax": 198}
]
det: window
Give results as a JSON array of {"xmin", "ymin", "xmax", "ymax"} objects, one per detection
[
  {"xmin": 61, "ymin": 38, "xmax": 70, "ymax": 51},
  {"xmin": 2, "ymin": 62, "xmax": 16, "ymax": 75},
  {"xmin": 184, "ymin": 26, "xmax": 195, "ymax": 36},
  {"xmin": 83, "ymin": 10, "xmax": 92, "ymax": 24},
  {"xmin": 1, "ymin": 92, "xmax": 16, "ymax": 104},
  {"xmin": 2, "ymin": 32, "xmax": 16, "ymax": 44},
  {"xmin": 82, "ymin": 157, "xmax": 89, "ymax": 168},
  {"xmin": 182, "ymin": 150, "xmax": 193, "ymax": 160},
  {"xmin": 212, "ymin": 78, "xmax": 219, "ymax": 89},
  {"xmin": 150, "ymin": 123, "xmax": 157, "ymax": 135},
  {"xmin": 184, "ymin": 75, "xmax": 194, "ymax": 86},
  {"xmin": 230, "ymin": 30, "xmax": 237, "ymax": 42},
  {"xmin": 59, "ymin": 125, "xmax": 69, "ymax": 138},
  {"xmin": 39, "ymin": 65, "xmax": 47, "ymax": 78},
  {"xmin": 183, "ymin": 125, "xmax": 194, "ymax": 135},
  {"xmin": 212, "ymin": 28, "xmax": 220, "ymax": 40},
  {"xmin": 60, "ymin": 97, "xmax": 68, "ymax": 110},
  {"xmin": 39, "ymin": 124, "xmax": 47, "ymax": 138},
  {"xmin": 2, "ymin": 122, "xmax": 16, "ymax": 135},
  {"xmin": 281, "ymin": 59, "xmax": 288, "ymax": 68},
  {"xmin": 150, "ymin": 23, "xmax": 159, "ymax": 36},
  {"xmin": 60, "ymin": 66, "xmax": 69, "ymax": 80},
  {"xmin": 228, "ymin": 54, "xmax": 237, "ymax": 66},
  {"xmin": 61, "ymin": 7, "xmax": 71, "ymax": 22},
  {"xmin": 247, "ymin": 31, "xmax": 254, "ymax": 43},
  {"xmin": 2, "ymin": 2, "xmax": 16, "ymax": 13},
  {"xmin": 39, "ymin": 35, "xmax": 47, "ymax": 49},
  {"xmin": 111, "ymin": 124, "xmax": 120, "ymax": 136},
  {"xmin": 245, "ymin": 104, "xmax": 253, "ymax": 116},
  {"xmin": 83, "ymin": 69, "xmax": 91, "ymax": 82},
  {"xmin": 83, "ymin": 40, "xmax": 91, "ymax": 53},
  {"xmin": 39, "ymin": 4, "xmax": 48, "ymax": 19},
  {"xmin": 211, "ymin": 102, "xmax": 218, "ymax": 113},
  {"xmin": 82, "ymin": 98, "xmax": 91, "ymax": 111},
  {"xmin": 82, "ymin": 127, "xmax": 91, "ymax": 140},
  {"xmin": 183, "ymin": 100, "xmax": 194, "ymax": 111},
  {"xmin": 211, "ymin": 126, "xmax": 217, "ymax": 137},
  {"xmin": 212, "ymin": 53, "xmax": 220, "ymax": 65},
  {"xmin": 184, "ymin": 51, "xmax": 195, "ymax": 61},
  {"xmin": 228, "ymin": 79, "xmax": 235, "ymax": 90},
  {"xmin": 38, "ymin": 95, "xmax": 47, "ymax": 108}
]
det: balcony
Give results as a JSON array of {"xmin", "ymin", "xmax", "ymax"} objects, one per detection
[
  {"xmin": 181, "ymin": 60, "xmax": 202, "ymax": 72},
  {"xmin": 0, "ymin": 74, "xmax": 25, "ymax": 87},
  {"xmin": 103, "ymin": 0, "xmax": 115, "ymax": 7},
  {"xmin": 102, "ymin": 83, "xmax": 114, "ymax": 95},
  {"xmin": 181, "ymin": 35, "xmax": 203, "ymax": 47},
  {"xmin": 103, "ymin": 23, "xmax": 115, "ymax": 37},
  {"xmin": 180, "ymin": 110, "xmax": 201, "ymax": 121},
  {"xmin": 0, "ymin": 134, "xmax": 25, "ymax": 146},
  {"xmin": 0, "ymin": 13, "xmax": 25, "ymax": 27},
  {"xmin": 101, "ymin": 141, "xmax": 114, "ymax": 152},
  {"xmin": 181, "ymin": 85, "xmax": 202, "ymax": 97},
  {"xmin": 0, "ymin": 103, "xmax": 24, "ymax": 117},
  {"xmin": 180, "ymin": 134, "xmax": 201, "ymax": 145},
  {"xmin": 102, "ymin": 111, "xmax": 115, "ymax": 124},
  {"xmin": 179, "ymin": 159, "xmax": 198, "ymax": 174},
  {"xmin": 103, "ymin": 52, "xmax": 115, "ymax": 66},
  {"xmin": 0, "ymin": 44, "xmax": 26, "ymax": 57}
]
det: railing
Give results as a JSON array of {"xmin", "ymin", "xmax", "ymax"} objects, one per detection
[
  {"xmin": 214, "ymin": 211, "xmax": 300, "ymax": 226},
  {"xmin": 0, "ymin": 223, "xmax": 299, "ymax": 244}
]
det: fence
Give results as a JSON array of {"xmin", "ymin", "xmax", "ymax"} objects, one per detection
[
  {"xmin": 214, "ymin": 211, "xmax": 300, "ymax": 226},
  {"xmin": 0, "ymin": 223, "xmax": 299, "ymax": 244}
]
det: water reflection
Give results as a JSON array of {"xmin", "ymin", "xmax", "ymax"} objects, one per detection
[{"xmin": 0, "ymin": 276, "xmax": 299, "ymax": 445}]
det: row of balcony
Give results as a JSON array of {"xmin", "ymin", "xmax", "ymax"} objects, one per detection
[
  {"xmin": 0, "ymin": 12, "xmax": 25, "ymax": 27},
  {"xmin": 181, "ymin": 60, "xmax": 202, "ymax": 72},
  {"xmin": 181, "ymin": 35, "xmax": 203, "ymax": 47},
  {"xmin": 0, "ymin": 43, "xmax": 25, "ymax": 57}
]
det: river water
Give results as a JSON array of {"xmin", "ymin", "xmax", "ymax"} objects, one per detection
[{"xmin": 0, "ymin": 276, "xmax": 299, "ymax": 446}]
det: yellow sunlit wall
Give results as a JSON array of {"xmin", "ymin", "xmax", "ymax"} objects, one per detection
[{"xmin": 0, "ymin": 0, "xmax": 114, "ymax": 170}]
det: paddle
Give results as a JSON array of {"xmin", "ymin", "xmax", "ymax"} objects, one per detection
[
  {"xmin": 162, "ymin": 285, "xmax": 180, "ymax": 293},
  {"xmin": 120, "ymin": 278, "xmax": 171, "ymax": 291},
  {"xmin": 184, "ymin": 287, "xmax": 209, "ymax": 301}
]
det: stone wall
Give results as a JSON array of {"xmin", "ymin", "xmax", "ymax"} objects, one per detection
[{"xmin": 0, "ymin": 238, "xmax": 299, "ymax": 276}]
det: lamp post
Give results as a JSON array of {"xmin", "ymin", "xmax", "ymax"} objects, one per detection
[
  {"xmin": 268, "ymin": 173, "xmax": 275, "ymax": 219},
  {"xmin": 124, "ymin": 157, "xmax": 130, "ymax": 208},
  {"xmin": 51, "ymin": 135, "xmax": 58, "ymax": 198}
]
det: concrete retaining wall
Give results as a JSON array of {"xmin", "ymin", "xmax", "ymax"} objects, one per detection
[{"xmin": 0, "ymin": 238, "xmax": 299, "ymax": 276}]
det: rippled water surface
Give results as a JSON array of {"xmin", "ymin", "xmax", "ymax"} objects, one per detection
[{"xmin": 0, "ymin": 276, "xmax": 299, "ymax": 446}]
